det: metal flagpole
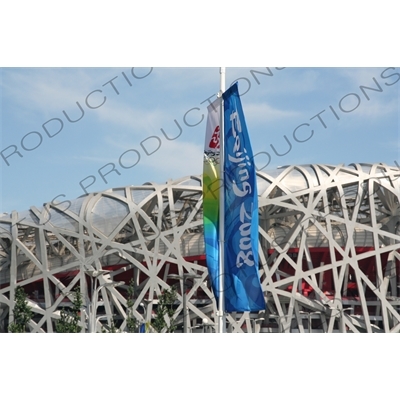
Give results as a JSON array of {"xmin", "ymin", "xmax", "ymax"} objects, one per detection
[{"xmin": 218, "ymin": 67, "xmax": 226, "ymax": 333}]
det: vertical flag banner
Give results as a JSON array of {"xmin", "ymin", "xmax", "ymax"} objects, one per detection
[
  {"xmin": 222, "ymin": 82, "xmax": 265, "ymax": 312},
  {"xmin": 203, "ymin": 98, "xmax": 222, "ymax": 303}
]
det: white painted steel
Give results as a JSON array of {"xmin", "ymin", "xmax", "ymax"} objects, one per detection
[{"xmin": 1, "ymin": 163, "xmax": 400, "ymax": 333}]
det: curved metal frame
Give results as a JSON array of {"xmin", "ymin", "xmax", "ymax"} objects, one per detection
[{"xmin": 1, "ymin": 163, "xmax": 399, "ymax": 332}]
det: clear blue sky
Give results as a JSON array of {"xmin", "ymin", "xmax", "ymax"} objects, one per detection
[{"xmin": 1, "ymin": 67, "xmax": 399, "ymax": 213}]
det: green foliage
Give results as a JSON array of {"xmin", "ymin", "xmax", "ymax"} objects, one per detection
[
  {"xmin": 101, "ymin": 319, "xmax": 118, "ymax": 333},
  {"xmin": 8, "ymin": 286, "xmax": 33, "ymax": 333},
  {"xmin": 126, "ymin": 278, "xmax": 139, "ymax": 333},
  {"xmin": 56, "ymin": 287, "xmax": 83, "ymax": 333},
  {"xmin": 152, "ymin": 286, "xmax": 177, "ymax": 333}
]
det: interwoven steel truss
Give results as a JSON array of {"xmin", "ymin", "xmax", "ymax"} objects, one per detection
[{"xmin": 1, "ymin": 163, "xmax": 399, "ymax": 332}]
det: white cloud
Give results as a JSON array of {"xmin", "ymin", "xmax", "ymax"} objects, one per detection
[
  {"xmin": 83, "ymin": 139, "xmax": 203, "ymax": 186},
  {"xmin": 2, "ymin": 68, "xmax": 105, "ymax": 114},
  {"xmin": 355, "ymin": 97, "xmax": 398, "ymax": 118},
  {"xmin": 72, "ymin": 133, "xmax": 204, "ymax": 185},
  {"xmin": 269, "ymin": 68, "xmax": 321, "ymax": 94},
  {"xmin": 96, "ymin": 102, "xmax": 170, "ymax": 137},
  {"xmin": 244, "ymin": 102, "xmax": 301, "ymax": 123},
  {"xmin": 336, "ymin": 67, "xmax": 387, "ymax": 87},
  {"xmin": 139, "ymin": 139, "xmax": 203, "ymax": 181}
]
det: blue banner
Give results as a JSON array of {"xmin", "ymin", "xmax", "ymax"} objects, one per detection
[{"xmin": 222, "ymin": 83, "xmax": 265, "ymax": 312}]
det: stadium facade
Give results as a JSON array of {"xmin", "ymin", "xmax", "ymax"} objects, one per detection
[{"xmin": 1, "ymin": 162, "xmax": 400, "ymax": 333}]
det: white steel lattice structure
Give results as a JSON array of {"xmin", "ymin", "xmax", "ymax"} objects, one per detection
[{"xmin": 1, "ymin": 163, "xmax": 400, "ymax": 333}]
